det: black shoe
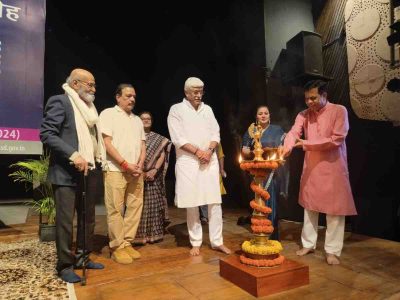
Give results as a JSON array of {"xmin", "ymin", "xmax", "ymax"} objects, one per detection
[{"xmin": 59, "ymin": 268, "xmax": 81, "ymax": 283}]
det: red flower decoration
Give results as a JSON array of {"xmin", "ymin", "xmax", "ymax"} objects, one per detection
[
  {"xmin": 239, "ymin": 254, "xmax": 285, "ymax": 267},
  {"xmin": 251, "ymin": 225, "xmax": 274, "ymax": 233},
  {"xmin": 250, "ymin": 200, "xmax": 272, "ymax": 214},
  {"xmin": 250, "ymin": 182, "xmax": 270, "ymax": 200},
  {"xmin": 251, "ymin": 218, "xmax": 272, "ymax": 226}
]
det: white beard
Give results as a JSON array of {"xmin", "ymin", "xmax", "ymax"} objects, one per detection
[{"xmin": 78, "ymin": 87, "xmax": 95, "ymax": 103}]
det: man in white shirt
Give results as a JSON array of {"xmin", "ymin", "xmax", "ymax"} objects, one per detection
[
  {"xmin": 167, "ymin": 77, "xmax": 231, "ymax": 256},
  {"xmin": 99, "ymin": 84, "xmax": 146, "ymax": 264}
]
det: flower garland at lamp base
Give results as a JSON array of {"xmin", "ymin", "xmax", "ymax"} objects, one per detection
[
  {"xmin": 241, "ymin": 239, "xmax": 285, "ymax": 267},
  {"xmin": 240, "ymin": 254, "xmax": 285, "ymax": 267},
  {"xmin": 242, "ymin": 240, "xmax": 283, "ymax": 255}
]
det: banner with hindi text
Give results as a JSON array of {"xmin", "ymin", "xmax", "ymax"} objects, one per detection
[{"xmin": 0, "ymin": 0, "xmax": 45, "ymax": 154}]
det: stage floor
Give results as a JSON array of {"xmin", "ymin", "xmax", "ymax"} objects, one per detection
[{"xmin": 1, "ymin": 207, "xmax": 400, "ymax": 299}]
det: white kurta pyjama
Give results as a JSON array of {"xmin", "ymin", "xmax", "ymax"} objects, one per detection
[{"xmin": 167, "ymin": 99, "xmax": 221, "ymax": 208}]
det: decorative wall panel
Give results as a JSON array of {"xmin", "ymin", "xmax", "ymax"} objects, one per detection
[
  {"xmin": 345, "ymin": 0, "xmax": 400, "ymax": 122},
  {"xmin": 347, "ymin": 44, "xmax": 358, "ymax": 73}
]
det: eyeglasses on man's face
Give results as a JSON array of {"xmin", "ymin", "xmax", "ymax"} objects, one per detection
[
  {"xmin": 76, "ymin": 79, "xmax": 97, "ymax": 89},
  {"xmin": 190, "ymin": 89, "xmax": 204, "ymax": 96}
]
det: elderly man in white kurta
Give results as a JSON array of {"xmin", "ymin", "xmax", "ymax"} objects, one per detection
[{"xmin": 168, "ymin": 77, "xmax": 231, "ymax": 256}]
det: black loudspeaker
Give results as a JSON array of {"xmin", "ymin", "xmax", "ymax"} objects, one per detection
[{"xmin": 286, "ymin": 31, "xmax": 324, "ymax": 82}]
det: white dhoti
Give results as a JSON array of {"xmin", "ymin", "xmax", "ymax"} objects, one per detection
[{"xmin": 301, "ymin": 209, "xmax": 345, "ymax": 256}]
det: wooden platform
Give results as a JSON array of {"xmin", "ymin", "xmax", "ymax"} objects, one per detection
[
  {"xmin": 1, "ymin": 206, "xmax": 400, "ymax": 299},
  {"xmin": 220, "ymin": 255, "xmax": 309, "ymax": 297}
]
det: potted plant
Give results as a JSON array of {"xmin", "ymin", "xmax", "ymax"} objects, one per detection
[{"xmin": 9, "ymin": 154, "xmax": 56, "ymax": 242}]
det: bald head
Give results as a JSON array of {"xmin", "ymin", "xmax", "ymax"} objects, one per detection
[
  {"xmin": 69, "ymin": 68, "xmax": 94, "ymax": 82},
  {"xmin": 67, "ymin": 68, "xmax": 96, "ymax": 103}
]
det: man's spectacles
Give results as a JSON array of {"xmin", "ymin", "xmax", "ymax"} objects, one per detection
[
  {"xmin": 76, "ymin": 79, "xmax": 96, "ymax": 89},
  {"xmin": 191, "ymin": 90, "xmax": 205, "ymax": 96}
]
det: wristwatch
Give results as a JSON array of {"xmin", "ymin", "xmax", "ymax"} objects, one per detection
[{"xmin": 208, "ymin": 147, "xmax": 215, "ymax": 153}]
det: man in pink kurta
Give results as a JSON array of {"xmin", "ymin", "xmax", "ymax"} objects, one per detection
[{"xmin": 283, "ymin": 80, "xmax": 357, "ymax": 265}]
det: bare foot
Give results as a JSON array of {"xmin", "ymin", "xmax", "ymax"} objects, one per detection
[
  {"xmin": 296, "ymin": 247, "xmax": 314, "ymax": 256},
  {"xmin": 190, "ymin": 246, "xmax": 200, "ymax": 256},
  {"xmin": 326, "ymin": 253, "xmax": 340, "ymax": 265},
  {"xmin": 212, "ymin": 245, "xmax": 232, "ymax": 255}
]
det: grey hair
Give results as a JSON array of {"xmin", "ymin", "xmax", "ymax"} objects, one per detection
[
  {"xmin": 66, "ymin": 76, "xmax": 73, "ymax": 85},
  {"xmin": 184, "ymin": 77, "xmax": 204, "ymax": 92}
]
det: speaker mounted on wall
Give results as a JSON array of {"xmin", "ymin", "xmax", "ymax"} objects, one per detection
[{"xmin": 285, "ymin": 31, "xmax": 332, "ymax": 86}]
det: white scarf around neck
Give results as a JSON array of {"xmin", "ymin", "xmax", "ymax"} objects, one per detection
[{"xmin": 62, "ymin": 83, "xmax": 106, "ymax": 168}]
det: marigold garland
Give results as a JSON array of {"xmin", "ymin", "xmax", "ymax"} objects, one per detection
[
  {"xmin": 240, "ymin": 161, "xmax": 279, "ymax": 170},
  {"xmin": 241, "ymin": 240, "xmax": 283, "ymax": 255},
  {"xmin": 251, "ymin": 218, "xmax": 272, "ymax": 226},
  {"xmin": 269, "ymin": 161, "xmax": 279, "ymax": 169},
  {"xmin": 251, "ymin": 224, "xmax": 274, "ymax": 234},
  {"xmin": 250, "ymin": 182, "xmax": 270, "ymax": 200},
  {"xmin": 240, "ymin": 254, "xmax": 285, "ymax": 267},
  {"xmin": 250, "ymin": 200, "xmax": 272, "ymax": 214},
  {"xmin": 239, "ymin": 158, "xmax": 285, "ymax": 267}
]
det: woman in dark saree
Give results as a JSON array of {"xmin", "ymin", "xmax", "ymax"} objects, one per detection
[
  {"xmin": 134, "ymin": 112, "xmax": 172, "ymax": 244},
  {"xmin": 241, "ymin": 105, "xmax": 288, "ymax": 240}
]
